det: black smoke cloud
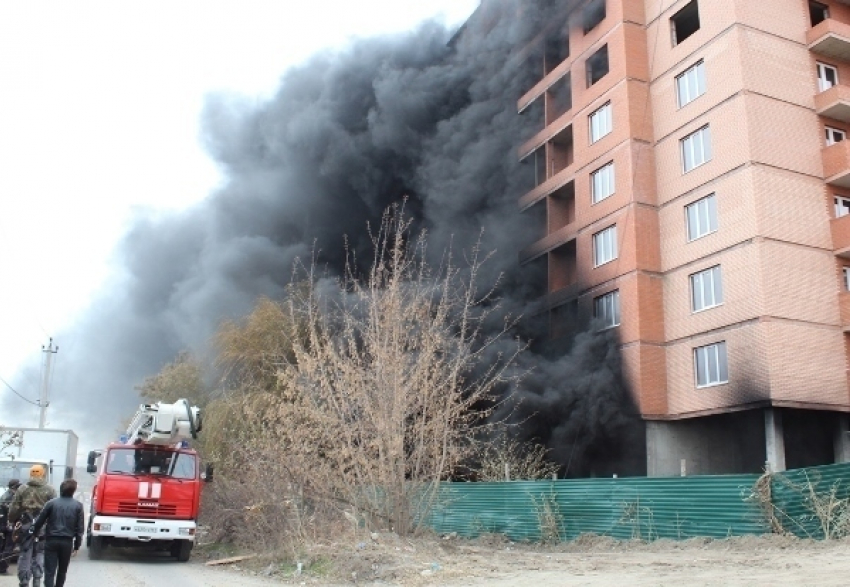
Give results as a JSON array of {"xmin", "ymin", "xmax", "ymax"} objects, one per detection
[{"xmin": 6, "ymin": 0, "xmax": 644, "ymax": 475}]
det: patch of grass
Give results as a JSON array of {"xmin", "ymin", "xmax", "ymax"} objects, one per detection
[
  {"xmin": 306, "ymin": 556, "xmax": 333, "ymax": 577},
  {"xmin": 194, "ymin": 541, "xmax": 240, "ymax": 558}
]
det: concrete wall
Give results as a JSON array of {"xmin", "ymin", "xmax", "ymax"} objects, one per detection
[{"xmin": 647, "ymin": 410, "xmax": 766, "ymax": 476}]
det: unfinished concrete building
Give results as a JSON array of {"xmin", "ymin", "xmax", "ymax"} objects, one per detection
[{"xmin": 508, "ymin": 0, "xmax": 850, "ymax": 475}]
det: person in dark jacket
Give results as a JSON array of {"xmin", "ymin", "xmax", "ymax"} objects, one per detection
[
  {"xmin": 0, "ymin": 479, "xmax": 21, "ymax": 575},
  {"xmin": 30, "ymin": 479, "xmax": 83, "ymax": 587}
]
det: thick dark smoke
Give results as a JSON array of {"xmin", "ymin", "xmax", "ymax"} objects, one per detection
[{"xmin": 6, "ymin": 0, "xmax": 645, "ymax": 475}]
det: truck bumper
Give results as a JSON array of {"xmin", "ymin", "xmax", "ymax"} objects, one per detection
[{"xmin": 90, "ymin": 515, "xmax": 196, "ymax": 542}]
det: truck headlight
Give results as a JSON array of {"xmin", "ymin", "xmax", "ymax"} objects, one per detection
[
  {"xmin": 179, "ymin": 528, "xmax": 195, "ymax": 536},
  {"xmin": 93, "ymin": 523, "xmax": 111, "ymax": 532}
]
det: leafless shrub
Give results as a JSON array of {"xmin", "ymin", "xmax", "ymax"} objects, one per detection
[
  {"xmin": 618, "ymin": 497, "xmax": 657, "ymax": 541},
  {"xmin": 185, "ymin": 204, "xmax": 528, "ymax": 548},
  {"xmin": 530, "ymin": 490, "xmax": 564, "ymax": 543},
  {"xmin": 748, "ymin": 470, "xmax": 850, "ymax": 539},
  {"xmin": 265, "ymin": 206, "xmax": 524, "ymax": 535},
  {"xmin": 473, "ymin": 434, "xmax": 559, "ymax": 481},
  {"xmin": 0, "ymin": 429, "xmax": 22, "ymax": 457}
]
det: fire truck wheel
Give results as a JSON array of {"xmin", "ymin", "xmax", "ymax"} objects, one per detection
[
  {"xmin": 88, "ymin": 536, "xmax": 105, "ymax": 560},
  {"xmin": 172, "ymin": 540, "xmax": 193, "ymax": 562}
]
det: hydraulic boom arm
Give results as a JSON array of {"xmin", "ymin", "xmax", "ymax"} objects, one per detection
[{"xmin": 125, "ymin": 399, "xmax": 202, "ymax": 446}]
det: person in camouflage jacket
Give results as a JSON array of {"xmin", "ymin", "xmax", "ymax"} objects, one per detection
[
  {"xmin": 9, "ymin": 465, "xmax": 56, "ymax": 587},
  {"xmin": 0, "ymin": 479, "xmax": 21, "ymax": 575}
]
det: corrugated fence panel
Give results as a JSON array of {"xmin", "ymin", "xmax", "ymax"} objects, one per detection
[
  {"xmin": 425, "ymin": 473, "xmax": 766, "ymax": 541},
  {"xmin": 770, "ymin": 462, "xmax": 850, "ymax": 539}
]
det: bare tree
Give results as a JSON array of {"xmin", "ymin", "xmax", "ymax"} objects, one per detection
[
  {"xmin": 236, "ymin": 206, "xmax": 522, "ymax": 535},
  {"xmin": 0, "ymin": 429, "xmax": 22, "ymax": 458},
  {"xmin": 136, "ymin": 352, "xmax": 206, "ymax": 407}
]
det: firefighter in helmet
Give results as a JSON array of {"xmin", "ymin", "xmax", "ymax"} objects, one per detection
[{"xmin": 9, "ymin": 465, "xmax": 56, "ymax": 587}]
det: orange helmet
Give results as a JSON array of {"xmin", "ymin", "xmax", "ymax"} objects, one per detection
[{"xmin": 29, "ymin": 464, "xmax": 46, "ymax": 479}]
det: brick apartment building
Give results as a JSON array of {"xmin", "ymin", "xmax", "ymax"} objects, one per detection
[{"xmin": 476, "ymin": 0, "xmax": 850, "ymax": 476}]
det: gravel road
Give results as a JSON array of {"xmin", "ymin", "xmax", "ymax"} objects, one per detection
[{"xmin": 0, "ymin": 546, "xmax": 279, "ymax": 587}]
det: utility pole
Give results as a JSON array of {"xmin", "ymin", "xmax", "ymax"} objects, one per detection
[{"xmin": 38, "ymin": 338, "xmax": 58, "ymax": 429}]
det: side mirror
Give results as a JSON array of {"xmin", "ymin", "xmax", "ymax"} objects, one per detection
[
  {"xmin": 201, "ymin": 463, "xmax": 214, "ymax": 483},
  {"xmin": 86, "ymin": 451, "xmax": 99, "ymax": 474}
]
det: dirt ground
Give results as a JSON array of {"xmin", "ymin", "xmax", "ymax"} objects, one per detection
[{"xmin": 217, "ymin": 532, "xmax": 850, "ymax": 586}]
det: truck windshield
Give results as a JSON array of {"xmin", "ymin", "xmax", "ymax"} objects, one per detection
[{"xmin": 105, "ymin": 449, "xmax": 196, "ymax": 480}]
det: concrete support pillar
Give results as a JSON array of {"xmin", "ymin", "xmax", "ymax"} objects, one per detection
[
  {"xmin": 765, "ymin": 408, "xmax": 786, "ymax": 473},
  {"xmin": 834, "ymin": 414, "xmax": 850, "ymax": 464}
]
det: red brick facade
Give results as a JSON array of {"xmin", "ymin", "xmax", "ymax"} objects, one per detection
[{"xmin": 518, "ymin": 0, "xmax": 850, "ymax": 420}]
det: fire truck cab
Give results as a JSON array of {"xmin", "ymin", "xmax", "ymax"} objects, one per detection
[{"xmin": 86, "ymin": 399, "xmax": 212, "ymax": 561}]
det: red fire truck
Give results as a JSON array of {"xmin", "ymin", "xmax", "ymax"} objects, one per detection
[{"xmin": 85, "ymin": 399, "xmax": 212, "ymax": 561}]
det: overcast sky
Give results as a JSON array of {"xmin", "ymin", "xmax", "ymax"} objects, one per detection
[{"xmin": 0, "ymin": 1, "xmax": 479, "ymax": 427}]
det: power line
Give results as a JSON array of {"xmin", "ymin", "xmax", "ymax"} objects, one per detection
[{"xmin": 0, "ymin": 373, "xmax": 39, "ymax": 406}]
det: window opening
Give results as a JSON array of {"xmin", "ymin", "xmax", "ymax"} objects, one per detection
[
  {"xmin": 589, "ymin": 102, "xmax": 612, "ymax": 144},
  {"xmin": 810, "ymin": 1, "xmax": 830, "ymax": 27},
  {"xmin": 586, "ymin": 44, "xmax": 609, "ymax": 87},
  {"xmin": 690, "ymin": 266, "xmax": 723, "ymax": 312},
  {"xmin": 594, "ymin": 290, "xmax": 620, "ymax": 329},
  {"xmin": 681, "ymin": 125, "xmax": 712, "ymax": 172},
  {"xmin": 544, "ymin": 27, "xmax": 569, "ymax": 74},
  {"xmin": 593, "ymin": 225, "xmax": 617, "ymax": 266},
  {"xmin": 583, "ymin": 0, "xmax": 606, "ymax": 34},
  {"xmin": 817, "ymin": 62, "xmax": 838, "ymax": 92},
  {"xmin": 835, "ymin": 196, "xmax": 850, "ymax": 218},
  {"xmin": 547, "ymin": 74, "xmax": 572, "ymax": 122},
  {"xmin": 685, "ymin": 194, "xmax": 718, "ymax": 241},
  {"xmin": 591, "ymin": 162, "xmax": 615, "ymax": 204},
  {"xmin": 676, "ymin": 60, "xmax": 706, "ymax": 108},
  {"xmin": 694, "ymin": 341, "xmax": 728, "ymax": 387},
  {"xmin": 671, "ymin": 1, "xmax": 700, "ymax": 46},
  {"xmin": 826, "ymin": 126, "xmax": 846, "ymax": 146}
]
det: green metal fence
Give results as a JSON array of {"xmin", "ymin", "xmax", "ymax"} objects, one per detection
[{"xmin": 423, "ymin": 463, "xmax": 850, "ymax": 541}]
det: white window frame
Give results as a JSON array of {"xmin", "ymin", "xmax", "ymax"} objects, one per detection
[
  {"xmin": 690, "ymin": 265, "xmax": 723, "ymax": 312},
  {"xmin": 818, "ymin": 62, "xmax": 839, "ymax": 93},
  {"xmin": 694, "ymin": 341, "xmax": 728, "ymax": 388},
  {"xmin": 589, "ymin": 102, "xmax": 612, "ymax": 144},
  {"xmin": 826, "ymin": 126, "xmax": 846, "ymax": 146},
  {"xmin": 681, "ymin": 125, "xmax": 712, "ymax": 173},
  {"xmin": 592, "ymin": 225, "xmax": 618, "ymax": 267},
  {"xmin": 844, "ymin": 267, "xmax": 850, "ymax": 291},
  {"xmin": 685, "ymin": 194, "xmax": 718, "ymax": 241},
  {"xmin": 835, "ymin": 196, "xmax": 850, "ymax": 218},
  {"xmin": 591, "ymin": 162, "xmax": 615, "ymax": 204},
  {"xmin": 676, "ymin": 60, "xmax": 706, "ymax": 108},
  {"xmin": 594, "ymin": 290, "xmax": 620, "ymax": 330}
]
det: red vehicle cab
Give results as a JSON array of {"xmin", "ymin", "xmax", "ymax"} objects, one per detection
[{"xmin": 86, "ymin": 442, "xmax": 212, "ymax": 561}]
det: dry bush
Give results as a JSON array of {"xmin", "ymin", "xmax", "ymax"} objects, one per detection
[
  {"xmin": 530, "ymin": 490, "xmax": 565, "ymax": 543},
  {"xmin": 0, "ymin": 429, "xmax": 22, "ymax": 457},
  {"xmin": 749, "ymin": 470, "xmax": 850, "ymax": 539},
  {"xmin": 473, "ymin": 434, "xmax": 559, "ymax": 481},
  {"xmin": 197, "ymin": 205, "xmax": 524, "ymax": 542},
  {"xmin": 264, "ymin": 207, "xmax": 523, "ymax": 536},
  {"xmin": 136, "ymin": 352, "xmax": 207, "ymax": 407},
  {"xmin": 145, "ymin": 204, "xmax": 542, "ymax": 554}
]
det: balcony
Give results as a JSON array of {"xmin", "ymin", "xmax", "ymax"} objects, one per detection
[
  {"xmin": 823, "ymin": 140, "xmax": 850, "ymax": 188},
  {"xmin": 816, "ymin": 84, "xmax": 850, "ymax": 123},
  {"xmin": 519, "ymin": 165, "xmax": 574, "ymax": 210},
  {"xmin": 544, "ymin": 283, "xmax": 582, "ymax": 312},
  {"xmin": 832, "ymin": 213, "xmax": 850, "ymax": 258},
  {"xmin": 808, "ymin": 19, "xmax": 850, "ymax": 62},
  {"xmin": 519, "ymin": 223, "xmax": 576, "ymax": 265}
]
